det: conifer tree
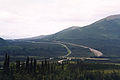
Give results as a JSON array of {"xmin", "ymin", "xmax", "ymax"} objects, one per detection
[
  {"xmin": 3, "ymin": 54, "xmax": 10, "ymax": 73},
  {"xmin": 30, "ymin": 58, "xmax": 33, "ymax": 73},
  {"xmin": 16, "ymin": 61, "xmax": 20, "ymax": 72},
  {"xmin": 33, "ymin": 58, "xmax": 36, "ymax": 73},
  {"xmin": 26, "ymin": 57, "xmax": 30, "ymax": 73}
]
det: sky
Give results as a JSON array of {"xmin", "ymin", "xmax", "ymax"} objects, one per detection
[{"xmin": 0, "ymin": 0, "xmax": 120, "ymax": 39}]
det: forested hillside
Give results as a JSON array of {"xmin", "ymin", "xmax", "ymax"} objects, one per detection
[{"xmin": 39, "ymin": 15, "xmax": 120, "ymax": 57}]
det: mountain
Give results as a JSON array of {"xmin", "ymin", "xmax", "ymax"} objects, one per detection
[
  {"xmin": 41, "ymin": 14, "xmax": 120, "ymax": 57},
  {"xmin": 16, "ymin": 35, "xmax": 47, "ymax": 41},
  {"xmin": 0, "ymin": 37, "xmax": 6, "ymax": 46},
  {"xmin": 0, "ymin": 37, "xmax": 4, "ymax": 41}
]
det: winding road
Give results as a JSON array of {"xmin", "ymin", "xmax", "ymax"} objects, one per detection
[
  {"xmin": 57, "ymin": 43, "xmax": 72, "ymax": 57},
  {"xmin": 68, "ymin": 43, "xmax": 103, "ymax": 56},
  {"xmin": 54, "ymin": 41, "xmax": 103, "ymax": 57}
]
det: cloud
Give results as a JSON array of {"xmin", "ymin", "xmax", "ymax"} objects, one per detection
[
  {"xmin": 0, "ymin": 11, "xmax": 26, "ymax": 23},
  {"xmin": 0, "ymin": 0, "xmax": 120, "ymax": 39}
]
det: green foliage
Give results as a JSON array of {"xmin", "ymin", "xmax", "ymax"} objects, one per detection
[{"xmin": 0, "ymin": 42, "xmax": 67, "ymax": 57}]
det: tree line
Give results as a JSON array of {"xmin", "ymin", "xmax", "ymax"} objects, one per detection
[{"xmin": 1, "ymin": 54, "xmax": 120, "ymax": 80}]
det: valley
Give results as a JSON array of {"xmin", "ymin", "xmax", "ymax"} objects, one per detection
[
  {"xmin": 0, "ymin": 14, "xmax": 120, "ymax": 62},
  {"xmin": 0, "ymin": 14, "xmax": 120, "ymax": 80},
  {"xmin": 1, "ymin": 0, "xmax": 120, "ymax": 79}
]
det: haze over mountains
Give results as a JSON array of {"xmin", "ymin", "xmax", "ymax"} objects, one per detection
[{"xmin": 1, "ymin": 14, "xmax": 120, "ymax": 57}]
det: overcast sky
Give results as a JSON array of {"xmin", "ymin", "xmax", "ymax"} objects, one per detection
[{"xmin": 0, "ymin": 0, "xmax": 120, "ymax": 39}]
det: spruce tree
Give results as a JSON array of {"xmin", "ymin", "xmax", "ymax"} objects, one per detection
[
  {"xmin": 26, "ymin": 57, "xmax": 30, "ymax": 73},
  {"xmin": 16, "ymin": 61, "xmax": 20, "ymax": 72},
  {"xmin": 33, "ymin": 58, "xmax": 36, "ymax": 73},
  {"xmin": 3, "ymin": 54, "xmax": 10, "ymax": 73},
  {"xmin": 30, "ymin": 58, "xmax": 33, "ymax": 73}
]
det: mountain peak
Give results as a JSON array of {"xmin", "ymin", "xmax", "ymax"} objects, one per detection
[
  {"xmin": 106, "ymin": 14, "xmax": 120, "ymax": 20},
  {"xmin": 0, "ymin": 37, "xmax": 4, "ymax": 40},
  {"xmin": 68, "ymin": 26, "xmax": 79, "ymax": 30}
]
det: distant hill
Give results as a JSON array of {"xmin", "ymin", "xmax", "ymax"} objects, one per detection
[
  {"xmin": 43, "ymin": 15, "xmax": 120, "ymax": 40},
  {"xmin": 0, "ymin": 37, "xmax": 6, "ymax": 46},
  {"xmin": 0, "ymin": 37, "xmax": 4, "ymax": 41},
  {"xmin": 40, "ymin": 14, "xmax": 120, "ymax": 57},
  {"xmin": 15, "ymin": 35, "xmax": 47, "ymax": 41}
]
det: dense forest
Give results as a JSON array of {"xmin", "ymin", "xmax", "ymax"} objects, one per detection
[
  {"xmin": 0, "ymin": 42, "xmax": 67, "ymax": 57},
  {"xmin": 0, "ymin": 54, "xmax": 120, "ymax": 80}
]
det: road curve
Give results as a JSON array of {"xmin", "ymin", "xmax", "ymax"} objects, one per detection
[
  {"xmin": 57, "ymin": 43, "xmax": 72, "ymax": 57},
  {"xmin": 55, "ymin": 41, "xmax": 103, "ymax": 57},
  {"xmin": 27, "ymin": 41, "xmax": 72, "ymax": 57}
]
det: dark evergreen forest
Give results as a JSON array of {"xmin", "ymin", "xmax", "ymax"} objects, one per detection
[{"xmin": 1, "ymin": 54, "xmax": 120, "ymax": 80}]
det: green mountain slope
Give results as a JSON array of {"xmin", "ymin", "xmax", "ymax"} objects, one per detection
[
  {"xmin": 42, "ymin": 15, "xmax": 120, "ymax": 57},
  {"xmin": 0, "ymin": 42, "xmax": 67, "ymax": 57}
]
